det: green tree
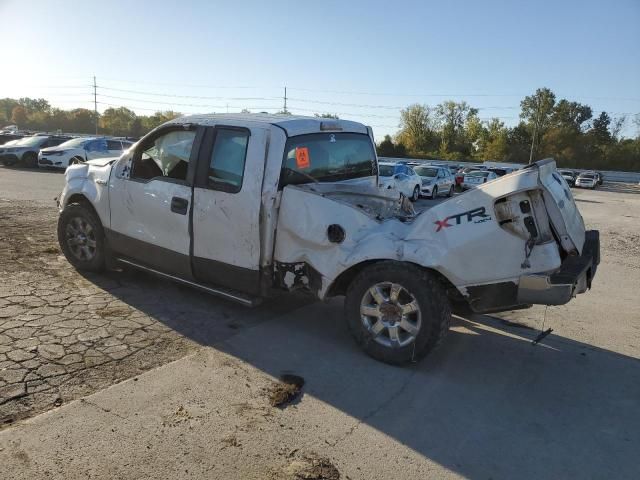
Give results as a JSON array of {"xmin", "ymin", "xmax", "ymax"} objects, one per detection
[
  {"xmin": 0, "ymin": 98, "xmax": 20, "ymax": 124},
  {"xmin": 520, "ymin": 87, "xmax": 556, "ymax": 162},
  {"xmin": 377, "ymin": 135, "xmax": 396, "ymax": 157},
  {"xmin": 435, "ymin": 101, "xmax": 477, "ymax": 157},
  {"xmin": 314, "ymin": 113, "xmax": 339, "ymax": 119},
  {"xmin": 590, "ymin": 111, "xmax": 612, "ymax": 145},
  {"xmin": 100, "ymin": 107, "xmax": 137, "ymax": 136},
  {"xmin": 396, "ymin": 104, "xmax": 436, "ymax": 155},
  {"xmin": 11, "ymin": 106, "xmax": 27, "ymax": 127},
  {"xmin": 18, "ymin": 97, "xmax": 51, "ymax": 115},
  {"xmin": 68, "ymin": 108, "xmax": 98, "ymax": 134},
  {"xmin": 141, "ymin": 110, "xmax": 180, "ymax": 132}
]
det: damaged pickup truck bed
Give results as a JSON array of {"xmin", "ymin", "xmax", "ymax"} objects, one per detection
[{"xmin": 56, "ymin": 113, "xmax": 599, "ymax": 364}]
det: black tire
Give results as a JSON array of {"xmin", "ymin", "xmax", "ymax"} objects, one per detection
[
  {"xmin": 344, "ymin": 261, "xmax": 451, "ymax": 365},
  {"xmin": 57, "ymin": 203, "xmax": 106, "ymax": 272},
  {"xmin": 447, "ymin": 185, "xmax": 454, "ymax": 197},
  {"xmin": 69, "ymin": 156, "xmax": 84, "ymax": 166},
  {"xmin": 411, "ymin": 185, "xmax": 420, "ymax": 202},
  {"xmin": 22, "ymin": 152, "xmax": 38, "ymax": 168},
  {"xmin": 429, "ymin": 186, "xmax": 438, "ymax": 199}
]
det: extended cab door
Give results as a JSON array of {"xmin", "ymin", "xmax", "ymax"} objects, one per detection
[
  {"xmin": 108, "ymin": 125, "xmax": 202, "ymax": 278},
  {"xmin": 191, "ymin": 126, "xmax": 267, "ymax": 295}
]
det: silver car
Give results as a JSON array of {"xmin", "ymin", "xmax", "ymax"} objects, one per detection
[
  {"xmin": 413, "ymin": 165, "xmax": 455, "ymax": 198},
  {"xmin": 462, "ymin": 170, "xmax": 498, "ymax": 190}
]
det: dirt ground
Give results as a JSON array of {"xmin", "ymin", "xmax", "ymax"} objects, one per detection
[{"xmin": 0, "ymin": 196, "xmax": 310, "ymax": 426}]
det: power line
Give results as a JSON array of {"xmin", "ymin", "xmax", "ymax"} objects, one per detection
[
  {"xmin": 97, "ymin": 93, "xmax": 281, "ymax": 110},
  {"xmin": 96, "ymin": 85, "xmax": 279, "ymax": 101}
]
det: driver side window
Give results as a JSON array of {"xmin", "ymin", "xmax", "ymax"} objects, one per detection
[{"xmin": 130, "ymin": 129, "xmax": 196, "ymax": 182}]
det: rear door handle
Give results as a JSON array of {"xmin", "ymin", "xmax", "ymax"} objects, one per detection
[{"xmin": 170, "ymin": 196, "xmax": 189, "ymax": 215}]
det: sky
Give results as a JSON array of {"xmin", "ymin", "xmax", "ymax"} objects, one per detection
[{"xmin": 1, "ymin": 0, "xmax": 639, "ymax": 138}]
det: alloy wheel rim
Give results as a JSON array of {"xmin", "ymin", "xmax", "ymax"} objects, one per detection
[
  {"xmin": 360, "ymin": 282, "xmax": 422, "ymax": 348},
  {"xmin": 65, "ymin": 217, "xmax": 97, "ymax": 261}
]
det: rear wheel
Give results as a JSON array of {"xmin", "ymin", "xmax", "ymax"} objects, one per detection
[
  {"xmin": 345, "ymin": 261, "xmax": 451, "ymax": 365},
  {"xmin": 411, "ymin": 185, "xmax": 420, "ymax": 202},
  {"xmin": 57, "ymin": 203, "xmax": 106, "ymax": 272},
  {"xmin": 22, "ymin": 152, "xmax": 38, "ymax": 168},
  {"xmin": 429, "ymin": 186, "xmax": 438, "ymax": 199},
  {"xmin": 447, "ymin": 185, "xmax": 454, "ymax": 197}
]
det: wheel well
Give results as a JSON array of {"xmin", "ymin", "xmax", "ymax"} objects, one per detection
[
  {"xmin": 326, "ymin": 260, "xmax": 459, "ymax": 299},
  {"xmin": 65, "ymin": 194, "xmax": 100, "ymax": 220}
]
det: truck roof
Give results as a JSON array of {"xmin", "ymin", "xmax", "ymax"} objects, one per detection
[{"xmin": 167, "ymin": 113, "xmax": 369, "ymax": 137}]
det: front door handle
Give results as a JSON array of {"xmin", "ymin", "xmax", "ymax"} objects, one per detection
[{"xmin": 170, "ymin": 196, "xmax": 189, "ymax": 215}]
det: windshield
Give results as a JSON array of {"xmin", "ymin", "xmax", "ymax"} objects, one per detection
[
  {"xmin": 414, "ymin": 166, "xmax": 438, "ymax": 177},
  {"xmin": 467, "ymin": 171, "xmax": 489, "ymax": 177},
  {"xmin": 280, "ymin": 133, "xmax": 376, "ymax": 187},
  {"xmin": 379, "ymin": 165, "xmax": 395, "ymax": 177},
  {"xmin": 57, "ymin": 137, "xmax": 91, "ymax": 149},
  {"xmin": 14, "ymin": 136, "xmax": 47, "ymax": 147},
  {"xmin": 580, "ymin": 174, "xmax": 595, "ymax": 179}
]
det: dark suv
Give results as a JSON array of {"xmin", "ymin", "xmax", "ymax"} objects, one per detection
[{"xmin": 0, "ymin": 135, "xmax": 72, "ymax": 167}]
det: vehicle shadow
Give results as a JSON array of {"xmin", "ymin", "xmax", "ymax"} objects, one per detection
[
  {"xmin": 597, "ymin": 182, "xmax": 640, "ymax": 195},
  {"xmin": 86, "ymin": 269, "xmax": 640, "ymax": 480}
]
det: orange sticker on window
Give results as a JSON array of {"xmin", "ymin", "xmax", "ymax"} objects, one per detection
[{"xmin": 295, "ymin": 147, "xmax": 310, "ymax": 169}]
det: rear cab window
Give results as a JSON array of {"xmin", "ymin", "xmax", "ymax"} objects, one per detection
[
  {"xmin": 279, "ymin": 132, "xmax": 376, "ymax": 188},
  {"xmin": 206, "ymin": 128, "xmax": 249, "ymax": 193}
]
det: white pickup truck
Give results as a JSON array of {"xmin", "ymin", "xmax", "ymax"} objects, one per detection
[{"xmin": 56, "ymin": 114, "xmax": 599, "ymax": 364}]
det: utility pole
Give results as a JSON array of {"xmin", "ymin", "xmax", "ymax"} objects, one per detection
[
  {"xmin": 283, "ymin": 86, "xmax": 288, "ymax": 114},
  {"xmin": 93, "ymin": 75, "xmax": 98, "ymax": 135},
  {"xmin": 528, "ymin": 101, "xmax": 541, "ymax": 164}
]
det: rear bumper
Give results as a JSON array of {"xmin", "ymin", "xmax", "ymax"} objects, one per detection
[{"xmin": 517, "ymin": 230, "xmax": 600, "ymax": 305}]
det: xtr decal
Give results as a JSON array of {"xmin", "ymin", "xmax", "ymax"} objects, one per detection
[{"xmin": 435, "ymin": 207, "xmax": 491, "ymax": 232}]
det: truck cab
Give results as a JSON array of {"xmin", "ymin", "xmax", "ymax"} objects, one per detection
[{"xmin": 57, "ymin": 114, "xmax": 600, "ymax": 365}]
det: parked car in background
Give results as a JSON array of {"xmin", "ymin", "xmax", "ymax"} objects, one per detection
[
  {"xmin": 594, "ymin": 171, "xmax": 604, "ymax": 185},
  {"xmin": 413, "ymin": 165, "xmax": 455, "ymax": 198},
  {"xmin": 558, "ymin": 169, "xmax": 577, "ymax": 186},
  {"xmin": 461, "ymin": 170, "xmax": 498, "ymax": 190},
  {"xmin": 487, "ymin": 167, "xmax": 515, "ymax": 177},
  {"xmin": 455, "ymin": 166, "xmax": 482, "ymax": 186},
  {"xmin": 378, "ymin": 162, "xmax": 422, "ymax": 201},
  {"xmin": 0, "ymin": 135, "xmax": 71, "ymax": 167},
  {"xmin": 0, "ymin": 133, "xmax": 24, "ymax": 145},
  {"xmin": 575, "ymin": 172, "xmax": 598, "ymax": 189},
  {"xmin": 39, "ymin": 137, "xmax": 133, "ymax": 169}
]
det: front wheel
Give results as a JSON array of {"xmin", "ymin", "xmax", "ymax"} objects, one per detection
[
  {"xmin": 23, "ymin": 152, "xmax": 38, "ymax": 168},
  {"xmin": 344, "ymin": 261, "xmax": 451, "ymax": 365},
  {"xmin": 58, "ymin": 203, "xmax": 106, "ymax": 272},
  {"xmin": 429, "ymin": 186, "xmax": 438, "ymax": 199},
  {"xmin": 447, "ymin": 185, "xmax": 454, "ymax": 197},
  {"xmin": 411, "ymin": 185, "xmax": 420, "ymax": 202}
]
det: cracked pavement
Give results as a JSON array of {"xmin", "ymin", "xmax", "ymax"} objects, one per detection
[{"xmin": 0, "ymin": 197, "xmax": 309, "ymax": 427}]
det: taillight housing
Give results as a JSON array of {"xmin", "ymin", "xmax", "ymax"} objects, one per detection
[{"xmin": 494, "ymin": 190, "xmax": 553, "ymax": 244}]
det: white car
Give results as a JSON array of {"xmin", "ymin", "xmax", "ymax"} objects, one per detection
[
  {"xmin": 413, "ymin": 165, "xmax": 455, "ymax": 199},
  {"xmin": 575, "ymin": 172, "xmax": 598, "ymax": 189},
  {"xmin": 462, "ymin": 170, "xmax": 498, "ymax": 190},
  {"xmin": 39, "ymin": 137, "xmax": 133, "ymax": 169},
  {"xmin": 378, "ymin": 162, "xmax": 422, "ymax": 201}
]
